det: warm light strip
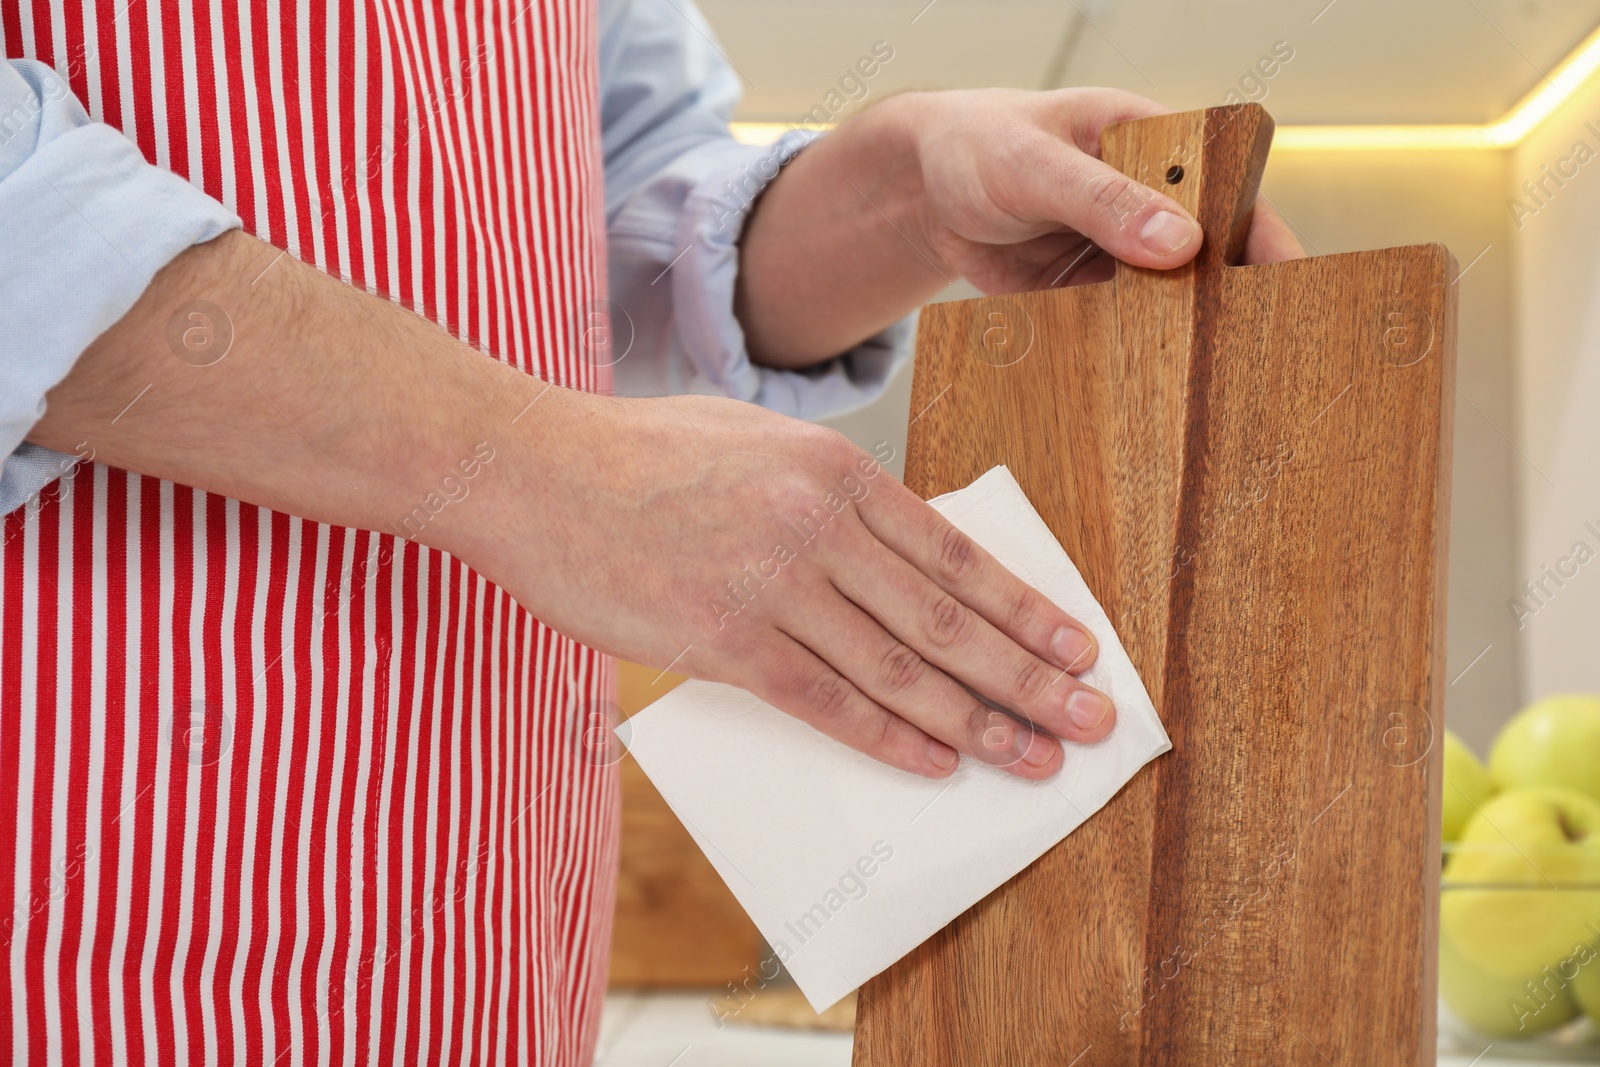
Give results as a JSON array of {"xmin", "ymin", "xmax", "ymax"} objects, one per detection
[
  {"xmin": 1270, "ymin": 124, "xmax": 1503, "ymax": 152},
  {"xmin": 1274, "ymin": 19, "xmax": 1600, "ymax": 152},
  {"xmin": 730, "ymin": 121, "xmax": 828, "ymax": 145},
  {"xmin": 731, "ymin": 20, "xmax": 1600, "ymax": 152}
]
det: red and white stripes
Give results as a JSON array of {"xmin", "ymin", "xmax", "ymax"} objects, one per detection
[{"xmin": 1, "ymin": 2, "xmax": 618, "ymax": 1064}]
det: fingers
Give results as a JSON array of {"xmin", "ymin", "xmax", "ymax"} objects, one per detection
[
  {"xmin": 784, "ymin": 593, "xmax": 1065, "ymax": 779},
  {"xmin": 849, "ymin": 494, "xmax": 1116, "ymax": 747},
  {"xmin": 1242, "ymin": 197, "xmax": 1305, "ymax": 264},
  {"xmin": 1037, "ymin": 87, "xmax": 1173, "ymax": 156},
  {"xmin": 1003, "ymin": 88, "xmax": 1196, "ymax": 271},
  {"xmin": 1013, "ymin": 90, "xmax": 1318, "ymax": 274},
  {"xmin": 745, "ymin": 630, "xmax": 958, "ymax": 779},
  {"xmin": 832, "ymin": 540, "xmax": 1114, "ymax": 748},
  {"xmin": 860, "ymin": 481, "xmax": 1101, "ymax": 674},
  {"xmin": 1008, "ymin": 139, "xmax": 1202, "ymax": 272}
]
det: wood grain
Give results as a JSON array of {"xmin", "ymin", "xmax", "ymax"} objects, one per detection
[{"xmin": 853, "ymin": 104, "xmax": 1455, "ymax": 1066}]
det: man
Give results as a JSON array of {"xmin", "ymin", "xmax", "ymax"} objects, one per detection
[{"xmin": 0, "ymin": 0, "xmax": 1299, "ymax": 1062}]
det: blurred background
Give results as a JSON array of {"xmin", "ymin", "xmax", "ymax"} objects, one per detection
[{"xmin": 600, "ymin": 2, "xmax": 1600, "ymax": 1063}]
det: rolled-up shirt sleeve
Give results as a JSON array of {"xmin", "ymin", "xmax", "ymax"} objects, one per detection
[
  {"xmin": 0, "ymin": 57, "xmax": 240, "ymax": 515},
  {"xmin": 599, "ymin": 0, "xmax": 913, "ymax": 420}
]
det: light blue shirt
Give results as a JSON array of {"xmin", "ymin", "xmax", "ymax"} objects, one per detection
[{"xmin": 0, "ymin": 0, "xmax": 912, "ymax": 514}]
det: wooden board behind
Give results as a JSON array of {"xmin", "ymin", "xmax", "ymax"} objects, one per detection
[
  {"xmin": 853, "ymin": 104, "xmax": 1455, "ymax": 1066},
  {"xmin": 609, "ymin": 661, "xmax": 770, "ymax": 988}
]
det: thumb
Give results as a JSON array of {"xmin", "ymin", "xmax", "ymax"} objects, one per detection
[{"xmin": 1018, "ymin": 144, "xmax": 1203, "ymax": 271}]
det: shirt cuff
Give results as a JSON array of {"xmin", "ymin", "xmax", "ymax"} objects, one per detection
[
  {"xmin": 0, "ymin": 87, "xmax": 240, "ymax": 514},
  {"xmin": 621, "ymin": 129, "xmax": 914, "ymax": 421}
]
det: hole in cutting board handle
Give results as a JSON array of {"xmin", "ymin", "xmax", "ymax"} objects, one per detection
[{"xmin": 1101, "ymin": 103, "xmax": 1275, "ymax": 272}]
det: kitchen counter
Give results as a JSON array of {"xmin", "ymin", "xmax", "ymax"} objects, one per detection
[
  {"xmin": 596, "ymin": 993, "xmax": 1583, "ymax": 1067},
  {"xmin": 597, "ymin": 992, "xmax": 851, "ymax": 1067}
]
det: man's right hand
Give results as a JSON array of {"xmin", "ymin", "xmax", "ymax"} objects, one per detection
[{"xmin": 458, "ymin": 389, "xmax": 1116, "ymax": 780}]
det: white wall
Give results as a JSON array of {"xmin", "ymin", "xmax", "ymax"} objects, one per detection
[
  {"xmin": 1512, "ymin": 75, "xmax": 1600, "ymax": 704},
  {"xmin": 822, "ymin": 147, "xmax": 1524, "ymax": 752}
]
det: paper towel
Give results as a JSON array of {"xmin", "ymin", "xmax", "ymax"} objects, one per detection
[{"xmin": 618, "ymin": 464, "xmax": 1171, "ymax": 1012}]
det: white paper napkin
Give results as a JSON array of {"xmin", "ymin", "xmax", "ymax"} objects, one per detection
[{"xmin": 618, "ymin": 464, "xmax": 1171, "ymax": 1012}]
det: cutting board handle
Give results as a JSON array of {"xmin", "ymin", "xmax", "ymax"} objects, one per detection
[{"xmin": 1100, "ymin": 102, "xmax": 1275, "ymax": 273}]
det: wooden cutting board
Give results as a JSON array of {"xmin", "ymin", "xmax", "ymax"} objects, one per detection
[{"xmin": 852, "ymin": 104, "xmax": 1455, "ymax": 1067}]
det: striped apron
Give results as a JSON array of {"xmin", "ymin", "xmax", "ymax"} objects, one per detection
[{"xmin": 0, "ymin": 2, "xmax": 619, "ymax": 1064}]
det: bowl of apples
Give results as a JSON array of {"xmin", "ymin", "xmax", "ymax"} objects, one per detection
[{"xmin": 1439, "ymin": 695, "xmax": 1600, "ymax": 1059}]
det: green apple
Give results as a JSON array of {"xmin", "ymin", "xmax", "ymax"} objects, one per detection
[
  {"xmin": 1490, "ymin": 694, "xmax": 1600, "ymax": 803},
  {"xmin": 1439, "ymin": 926, "xmax": 1579, "ymax": 1038},
  {"xmin": 1574, "ymin": 944, "xmax": 1600, "ymax": 1019},
  {"xmin": 1441, "ymin": 788, "xmax": 1600, "ymax": 979},
  {"xmin": 1443, "ymin": 729, "xmax": 1493, "ymax": 843}
]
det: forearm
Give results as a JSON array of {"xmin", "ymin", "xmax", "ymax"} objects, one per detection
[
  {"xmin": 735, "ymin": 95, "xmax": 944, "ymax": 369},
  {"xmin": 27, "ymin": 219, "xmax": 1121, "ymax": 784},
  {"xmin": 28, "ymin": 230, "xmax": 563, "ymax": 565},
  {"xmin": 734, "ymin": 88, "xmax": 1304, "ymax": 375}
]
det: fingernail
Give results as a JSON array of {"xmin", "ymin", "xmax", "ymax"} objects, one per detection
[
  {"xmin": 1020, "ymin": 731, "xmax": 1056, "ymax": 768},
  {"xmin": 1051, "ymin": 626, "xmax": 1095, "ymax": 672},
  {"xmin": 928, "ymin": 739, "xmax": 958, "ymax": 771},
  {"xmin": 1067, "ymin": 690, "xmax": 1111, "ymax": 731},
  {"xmin": 1139, "ymin": 210, "xmax": 1198, "ymax": 255}
]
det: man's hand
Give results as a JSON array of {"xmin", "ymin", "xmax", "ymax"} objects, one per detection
[
  {"xmin": 461, "ymin": 391, "xmax": 1115, "ymax": 780},
  {"xmin": 737, "ymin": 87, "xmax": 1304, "ymax": 367},
  {"xmin": 901, "ymin": 87, "xmax": 1304, "ymax": 293},
  {"xmin": 30, "ymin": 230, "xmax": 1111, "ymax": 781}
]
